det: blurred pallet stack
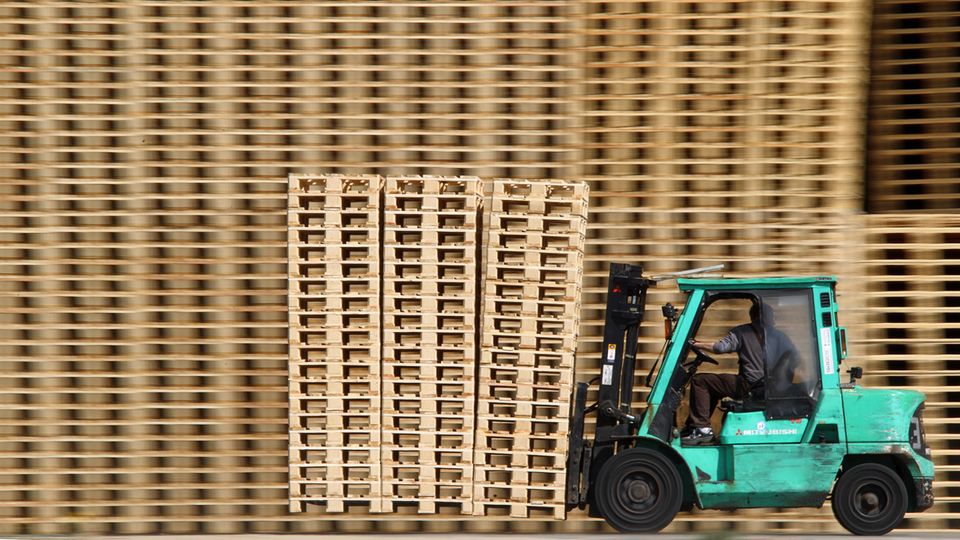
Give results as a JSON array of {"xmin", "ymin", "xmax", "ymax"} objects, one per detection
[
  {"xmin": 859, "ymin": 214, "xmax": 959, "ymax": 531},
  {"xmin": 575, "ymin": 0, "xmax": 870, "ymax": 408},
  {"xmin": 863, "ymin": 1, "xmax": 960, "ymax": 527},
  {"xmin": 868, "ymin": 0, "xmax": 960, "ymax": 212},
  {"xmin": 4, "ymin": 0, "xmax": 960, "ymax": 534},
  {"xmin": 473, "ymin": 179, "xmax": 588, "ymax": 519},
  {"xmin": 381, "ymin": 175, "xmax": 481, "ymax": 514},
  {"xmin": 287, "ymin": 174, "xmax": 383, "ymax": 513}
]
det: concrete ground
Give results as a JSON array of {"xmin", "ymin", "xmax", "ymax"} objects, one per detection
[{"xmin": 98, "ymin": 535, "xmax": 959, "ymax": 540}]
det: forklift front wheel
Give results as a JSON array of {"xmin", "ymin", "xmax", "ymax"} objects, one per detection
[
  {"xmin": 831, "ymin": 463, "xmax": 908, "ymax": 536},
  {"xmin": 594, "ymin": 447, "xmax": 683, "ymax": 533}
]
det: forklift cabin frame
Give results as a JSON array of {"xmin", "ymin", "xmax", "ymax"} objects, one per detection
[{"xmin": 567, "ymin": 266, "xmax": 848, "ymax": 510}]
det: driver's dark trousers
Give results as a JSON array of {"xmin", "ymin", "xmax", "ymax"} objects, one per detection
[{"xmin": 685, "ymin": 373, "xmax": 753, "ymax": 428}]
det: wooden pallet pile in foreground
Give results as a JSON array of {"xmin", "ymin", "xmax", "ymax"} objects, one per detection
[
  {"xmin": 473, "ymin": 179, "xmax": 589, "ymax": 519},
  {"xmin": 287, "ymin": 174, "xmax": 383, "ymax": 513},
  {"xmin": 381, "ymin": 176, "xmax": 481, "ymax": 514},
  {"xmin": 286, "ymin": 175, "xmax": 588, "ymax": 518}
]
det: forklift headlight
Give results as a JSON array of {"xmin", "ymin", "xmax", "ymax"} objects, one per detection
[{"xmin": 909, "ymin": 405, "xmax": 931, "ymax": 459}]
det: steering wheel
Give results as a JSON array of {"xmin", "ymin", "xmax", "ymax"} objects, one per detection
[{"xmin": 686, "ymin": 339, "xmax": 719, "ymax": 368}]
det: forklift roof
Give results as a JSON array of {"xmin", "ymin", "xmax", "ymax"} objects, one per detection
[{"xmin": 676, "ymin": 275, "xmax": 836, "ymax": 291}]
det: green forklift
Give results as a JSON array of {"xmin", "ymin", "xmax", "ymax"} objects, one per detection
[{"xmin": 566, "ymin": 263, "xmax": 934, "ymax": 535}]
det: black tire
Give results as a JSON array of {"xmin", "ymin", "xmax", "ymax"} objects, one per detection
[
  {"xmin": 594, "ymin": 447, "xmax": 683, "ymax": 533},
  {"xmin": 831, "ymin": 463, "xmax": 908, "ymax": 536}
]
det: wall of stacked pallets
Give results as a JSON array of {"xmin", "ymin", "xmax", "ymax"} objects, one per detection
[
  {"xmin": 473, "ymin": 180, "xmax": 588, "ymax": 519},
  {"xmin": 0, "ymin": 2, "xmax": 294, "ymax": 534},
  {"xmin": 287, "ymin": 174, "xmax": 383, "ymax": 514},
  {"xmin": 381, "ymin": 175, "xmax": 481, "ymax": 515},
  {"xmin": 2, "ymin": 0, "xmax": 960, "ymax": 534},
  {"xmin": 0, "ymin": 1, "xmax": 581, "ymax": 533}
]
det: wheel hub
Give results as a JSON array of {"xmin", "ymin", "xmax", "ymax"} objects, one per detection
[
  {"xmin": 855, "ymin": 483, "xmax": 886, "ymax": 517},
  {"xmin": 627, "ymin": 479, "xmax": 652, "ymax": 503}
]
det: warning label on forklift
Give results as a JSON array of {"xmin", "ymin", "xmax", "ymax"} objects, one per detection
[
  {"xmin": 606, "ymin": 344, "xmax": 616, "ymax": 361},
  {"xmin": 601, "ymin": 364, "xmax": 613, "ymax": 385},
  {"xmin": 821, "ymin": 327, "xmax": 835, "ymax": 375}
]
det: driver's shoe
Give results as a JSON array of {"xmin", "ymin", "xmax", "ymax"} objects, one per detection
[{"xmin": 681, "ymin": 426, "xmax": 714, "ymax": 446}]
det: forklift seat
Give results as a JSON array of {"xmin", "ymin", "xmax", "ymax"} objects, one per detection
[{"xmin": 719, "ymin": 397, "xmax": 765, "ymax": 414}]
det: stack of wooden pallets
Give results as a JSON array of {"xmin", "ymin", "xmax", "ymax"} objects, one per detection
[
  {"xmin": 381, "ymin": 175, "xmax": 481, "ymax": 514},
  {"xmin": 868, "ymin": 0, "xmax": 960, "ymax": 211},
  {"xmin": 860, "ymin": 214, "xmax": 959, "ymax": 532},
  {"xmin": 287, "ymin": 174, "xmax": 383, "ymax": 513},
  {"xmin": 473, "ymin": 179, "xmax": 589, "ymax": 519},
  {"xmin": 286, "ymin": 174, "xmax": 587, "ymax": 518}
]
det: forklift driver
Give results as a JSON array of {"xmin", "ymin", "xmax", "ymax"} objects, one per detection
[{"xmin": 680, "ymin": 302, "xmax": 796, "ymax": 445}]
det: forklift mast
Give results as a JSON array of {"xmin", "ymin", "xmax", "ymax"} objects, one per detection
[
  {"xmin": 596, "ymin": 263, "xmax": 652, "ymax": 438},
  {"xmin": 566, "ymin": 263, "xmax": 653, "ymax": 508}
]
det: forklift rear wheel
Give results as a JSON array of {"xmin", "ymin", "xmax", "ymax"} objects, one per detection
[
  {"xmin": 595, "ymin": 447, "xmax": 682, "ymax": 533},
  {"xmin": 831, "ymin": 463, "xmax": 908, "ymax": 536}
]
